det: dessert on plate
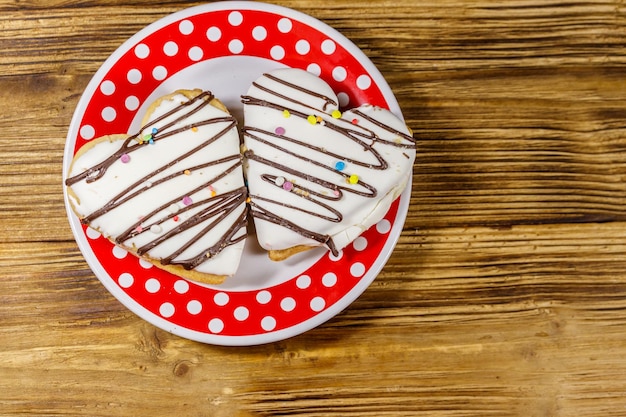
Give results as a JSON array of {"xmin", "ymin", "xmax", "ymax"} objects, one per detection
[
  {"xmin": 65, "ymin": 90, "xmax": 248, "ymax": 284},
  {"xmin": 242, "ymin": 68, "xmax": 416, "ymax": 261}
]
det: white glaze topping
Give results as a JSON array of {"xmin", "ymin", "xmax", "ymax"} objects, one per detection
[
  {"xmin": 66, "ymin": 91, "xmax": 247, "ymax": 277},
  {"xmin": 242, "ymin": 68, "xmax": 416, "ymax": 255}
]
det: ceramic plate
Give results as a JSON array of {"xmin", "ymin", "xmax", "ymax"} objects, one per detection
[{"xmin": 63, "ymin": 1, "xmax": 411, "ymax": 345}]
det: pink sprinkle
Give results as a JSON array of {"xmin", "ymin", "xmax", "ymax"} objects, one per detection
[
  {"xmin": 282, "ymin": 181, "xmax": 293, "ymax": 191},
  {"xmin": 135, "ymin": 225, "xmax": 143, "ymax": 233},
  {"xmin": 275, "ymin": 126, "xmax": 286, "ymax": 135},
  {"xmin": 333, "ymin": 189, "xmax": 340, "ymax": 196},
  {"xmin": 120, "ymin": 153, "xmax": 130, "ymax": 163},
  {"xmin": 182, "ymin": 196, "xmax": 193, "ymax": 206}
]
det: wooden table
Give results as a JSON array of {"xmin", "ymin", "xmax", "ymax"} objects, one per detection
[{"xmin": 2, "ymin": 0, "xmax": 625, "ymax": 415}]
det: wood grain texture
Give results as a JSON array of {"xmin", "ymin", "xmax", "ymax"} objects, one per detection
[{"xmin": 1, "ymin": 0, "xmax": 626, "ymax": 416}]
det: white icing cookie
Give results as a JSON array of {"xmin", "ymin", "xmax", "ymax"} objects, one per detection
[
  {"xmin": 242, "ymin": 68, "xmax": 416, "ymax": 260},
  {"xmin": 65, "ymin": 90, "xmax": 247, "ymax": 284}
]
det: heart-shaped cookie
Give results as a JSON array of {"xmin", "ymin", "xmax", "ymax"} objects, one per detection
[
  {"xmin": 65, "ymin": 90, "xmax": 247, "ymax": 284},
  {"xmin": 242, "ymin": 68, "xmax": 416, "ymax": 260}
]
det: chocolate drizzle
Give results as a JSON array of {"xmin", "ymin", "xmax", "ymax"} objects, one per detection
[
  {"xmin": 242, "ymin": 72, "xmax": 416, "ymax": 255},
  {"xmin": 66, "ymin": 91, "xmax": 247, "ymax": 271}
]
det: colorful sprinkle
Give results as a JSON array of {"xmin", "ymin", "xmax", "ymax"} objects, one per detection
[
  {"xmin": 173, "ymin": 215, "xmax": 179, "ymax": 222},
  {"xmin": 120, "ymin": 153, "xmax": 130, "ymax": 163},
  {"xmin": 349, "ymin": 174, "xmax": 359, "ymax": 184},
  {"xmin": 275, "ymin": 126, "xmax": 286, "ymax": 135},
  {"xmin": 148, "ymin": 138, "xmax": 155, "ymax": 145},
  {"xmin": 191, "ymin": 126, "xmax": 198, "ymax": 132},
  {"xmin": 351, "ymin": 118, "xmax": 359, "ymax": 125},
  {"xmin": 333, "ymin": 189, "xmax": 341, "ymax": 196},
  {"xmin": 283, "ymin": 109, "xmax": 290, "ymax": 118},
  {"xmin": 275, "ymin": 176, "xmax": 285, "ymax": 186},
  {"xmin": 143, "ymin": 134, "xmax": 152, "ymax": 142},
  {"xmin": 151, "ymin": 128, "xmax": 158, "ymax": 135},
  {"xmin": 182, "ymin": 196, "xmax": 193, "ymax": 206},
  {"xmin": 307, "ymin": 115, "xmax": 317, "ymax": 125},
  {"xmin": 334, "ymin": 161, "xmax": 346, "ymax": 171},
  {"xmin": 184, "ymin": 169, "xmax": 191, "ymax": 176},
  {"xmin": 208, "ymin": 185, "xmax": 216, "ymax": 197},
  {"xmin": 316, "ymin": 115, "xmax": 323, "ymax": 123},
  {"xmin": 282, "ymin": 181, "xmax": 294, "ymax": 191},
  {"xmin": 135, "ymin": 225, "xmax": 143, "ymax": 233},
  {"xmin": 246, "ymin": 197, "xmax": 251, "ymax": 204},
  {"xmin": 331, "ymin": 110, "xmax": 342, "ymax": 119}
]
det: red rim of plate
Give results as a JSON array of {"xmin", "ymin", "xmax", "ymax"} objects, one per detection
[{"xmin": 62, "ymin": 1, "xmax": 411, "ymax": 345}]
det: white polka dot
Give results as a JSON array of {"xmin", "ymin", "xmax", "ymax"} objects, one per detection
[
  {"xmin": 163, "ymin": 41, "xmax": 178, "ymax": 56},
  {"xmin": 138, "ymin": 258, "xmax": 153, "ymax": 269},
  {"xmin": 112, "ymin": 245, "xmax": 127, "ymax": 259},
  {"xmin": 321, "ymin": 39, "xmax": 336, "ymax": 55},
  {"xmin": 206, "ymin": 26, "xmax": 221, "ymax": 42},
  {"xmin": 353, "ymin": 236, "xmax": 368, "ymax": 251},
  {"xmin": 145, "ymin": 278, "xmax": 161, "ymax": 293},
  {"xmin": 159, "ymin": 302, "xmax": 175, "ymax": 318},
  {"xmin": 306, "ymin": 63, "xmax": 321, "ymax": 76},
  {"xmin": 100, "ymin": 80, "xmax": 115, "ymax": 96},
  {"xmin": 174, "ymin": 279, "xmax": 189, "ymax": 294},
  {"xmin": 356, "ymin": 74, "xmax": 372, "ymax": 90},
  {"xmin": 179, "ymin": 19, "xmax": 194, "ymax": 35},
  {"xmin": 187, "ymin": 300, "xmax": 202, "ymax": 315},
  {"xmin": 252, "ymin": 25, "xmax": 267, "ymax": 41},
  {"xmin": 134, "ymin": 43, "xmax": 150, "ymax": 59},
  {"xmin": 228, "ymin": 11, "xmax": 243, "ymax": 26},
  {"xmin": 101, "ymin": 106, "xmax": 116, "ymax": 122},
  {"xmin": 322, "ymin": 272, "xmax": 338, "ymax": 287},
  {"xmin": 270, "ymin": 45, "xmax": 285, "ymax": 61},
  {"xmin": 261, "ymin": 316, "xmax": 276, "ymax": 331},
  {"xmin": 296, "ymin": 275, "xmax": 311, "ymax": 289},
  {"xmin": 125, "ymin": 95, "xmax": 139, "ymax": 111},
  {"xmin": 310, "ymin": 296, "xmax": 326, "ymax": 312},
  {"xmin": 127, "ymin": 68, "xmax": 142, "ymax": 84},
  {"xmin": 213, "ymin": 292, "xmax": 229, "ymax": 306},
  {"xmin": 328, "ymin": 250, "xmax": 343, "ymax": 261},
  {"xmin": 234, "ymin": 306, "xmax": 249, "ymax": 321},
  {"xmin": 332, "ymin": 66, "xmax": 347, "ymax": 82},
  {"xmin": 295, "ymin": 39, "xmax": 310, "ymax": 55},
  {"xmin": 337, "ymin": 92, "xmax": 350, "ymax": 107},
  {"xmin": 376, "ymin": 219, "xmax": 392, "ymax": 234},
  {"xmin": 208, "ymin": 318, "xmax": 224, "ymax": 333},
  {"xmin": 85, "ymin": 227, "xmax": 100, "ymax": 239},
  {"xmin": 118, "ymin": 272, "xmax": 134, "ymax": 288},
  {"xmin": 188, "ymin": 46, "xmax": 203, "ymax": 61},
  {"xmin": 256, "ymin": 290, "xmax": 272, "ymax": 304},
  {"xmin": 228, "ymin": 39, "xmax": 244, "ymax": 54},
  {"xmin": 79, "ymin": 124, "xmax": 95, "ymax": 140},
  {"xmin": 350, "ymin": 262, "xmax": 366, "ymax": 277},
  {"xmin": 277, "ymin": 17, "xmax": 292, "ymax": 33},
  {"xmin": 152, "ymin": 65, "xmax": 167, "ymax": 80},
  {"xmin": 280, "ymin": 297, "xmax": 296, "ymax": 312}
]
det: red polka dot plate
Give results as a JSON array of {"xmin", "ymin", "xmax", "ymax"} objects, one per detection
[{"xmin": 63, "ymin": 1, "xmax": 411, "ymax": 345}]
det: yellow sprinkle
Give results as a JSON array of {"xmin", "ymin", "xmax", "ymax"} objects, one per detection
[
  {"xmin": 211, "ymin": 190, "xmax": 216, "ymax": 197},
  {"xmin": 307, "ymin": 115, "xmax": 317, "ymax": 125},
  {"xmin": 316, "ymin": 115, "xmax": 323, "ymax": 123},
  {"xmin": 191, "ymin": 126, "xmax": 198, "ymax": 132},
  {"xmin": 184, "ymin": 169, "xmax": 191, "ymax": 175},
  {"xmin": 348, "ymin": 174, "xmax": 359, "ymax": 184},
  {"xmin": 283, "ymin": 109, "xmax": 291, "ymax": 118},
  {"xmin": 331, "ymin": 110, "xmax": 342, "ymax": 119},
  {"xmin": 246, "ymin": 197, "xmax": 251, "ymax": 203}
]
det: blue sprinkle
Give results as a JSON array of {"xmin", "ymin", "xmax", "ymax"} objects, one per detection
[
  {"xmin": 151, "ymin": 127, "xmax": 158, "ymax": 135},
  {"xmin": 335, "ymin": 161, "xmax": 346, "ymax": 171}
]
